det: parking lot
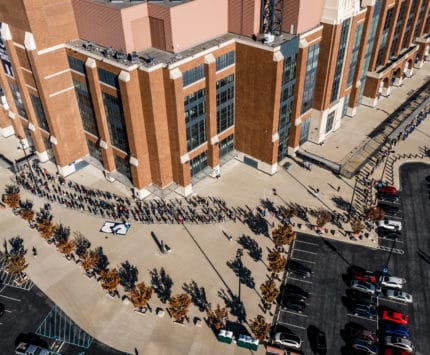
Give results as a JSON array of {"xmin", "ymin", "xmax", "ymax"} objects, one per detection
[{"xmin": 272, "ymin": 162, "xmax": 430, "ymax": 355}]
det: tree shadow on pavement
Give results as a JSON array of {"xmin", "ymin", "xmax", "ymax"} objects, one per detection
[
  {"xmin": 218, "ymin": 288, "xmax": 247, "ymax": 324},
  {"xmin": 237, "ymin": 235, "xmax": 263, "ymax": 263},
  {"xmin": 331, "ymin": 196, "xmax": 352, "ymax": 213},
  {"xmin": 150, "ymin": 267, "xmax": 173, "ymax": 304},
  {"xmin": 245, "ymin": 213, "xmax": 269, "ymax": 237},
  {"xmin": 182, "ymin": 280, "xmax": 208, "ymax": 312},
  {"xmin": 226, "ymin": 258, "xmax": 255, "ymax": 289}
]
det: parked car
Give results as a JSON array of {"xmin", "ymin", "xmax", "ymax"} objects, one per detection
[
  {"xmin": 382, "ymin": 311, "xmax": 408, "ymax": 325},
  {"xmin": 315, "ymin": 330, "xmax": 327, "ymax": 355},
  {"xmin": 283, "ymin": 293, "xmax": 307, "ymax": 303},
  {"xmin": 287, "ymin": 260, "xmax": 311, "ymax": 278},
  {"xmin": 384, "ymin": 324, "xmax": 410, "ymax": 338},
  {"xmin": 274, "ymin": 332, "xmax": 302, "ymax": 349},
  {"xmin": 378, "ymin": 202, "xmax": 402, "ymax": 217},
  {"xmin": 283, "ymin": 284, "xmax": 309, "ymax": 299},
  {"xmin": 381, "ymin": 276, "xmax": 406, "ymax": 289},
  {"xmin": 384, "ymin": 289, "xmax": 412, "ymax": 303},
  {"xmin": 384, "ymin": 348, "xmax": 412, "ymax": 355},
  {"xmin": 351, "ymin": 305, "xmax": 377, "ymax": 319},
  {"xmin": 377, "ymin": 192, "xmax": 400, "ymax": 203},
  {"xmin": 351, "ymin": 339, "xmax": 378, "ymax": 354},
  {"xmin": 346, "ymin": 289, "xmax": 377, "ymax": 306},
  {"xmin": 377, "ymin": 228, "xmax": 401, "ymax": 239},
  {"xmin": 350, "ymin": 280, "xmax": 376, "ymax": 295},
  {"xmin": 352, "ymin": 272, "xmax": 377, "ymax": 284},
  {"xmin": 384, "ymin": 336, "xmax": 414, "ymax": 352},
  {"xmin": 345, "ymin": 322, "xmax": 376, "ymax": 342},
  {"xmin": 378, "ymin": 185, "xmax": 398, "ymax": 195},
  {"xmin": 377, "ymin": 219, "xmax": 402, "ymax": 231},
  {"xmin": 281, "ymin": 300, "xmax": 306, "ymax": 313}
]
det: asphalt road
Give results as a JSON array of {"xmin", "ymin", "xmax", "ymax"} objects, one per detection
[{"xmin": 273, "ymin": 162, "xmax": 430, "ymax": 355}]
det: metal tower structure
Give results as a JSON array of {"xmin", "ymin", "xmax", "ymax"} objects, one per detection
[{"xmin": 260, "ymin": 0, "xmax": 284, "ymax": 38}]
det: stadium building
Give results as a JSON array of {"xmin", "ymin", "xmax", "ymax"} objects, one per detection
[{"xmin": 0, "ymin": 0, "xmax": 428, "ymax": 197}]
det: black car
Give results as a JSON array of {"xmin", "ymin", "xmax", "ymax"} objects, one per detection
[
  {"xmin": 281, "ymin": 299, "xmax": 306, "ymax": 313},
  {"xmin": 315, "ymin": 330, "xmax": 327, "ymax": 355},
  {"xmin": 346, "ymin": 289, "xmax": 377, "ymax": 306},
  {"xmin": 378, "ymin": 202, "xmax": 401, "ymax": 217},
  {"xmin": 351, "ymin": 305, "xmax": 377, "ymax": 319},
  {"xmin": 377, "ymin": 192, "xmax": 400, "ymax": 203},
  {"xmin": 282, "ymin": 283, "xmax": 310, "ymax": 299},
  {"xmin": 287, "ymin": 260, "xmax": 311, "ymax": 278},
  {"xmin": 283, "ymin": 293, "xmax": 307, "ymax": 303},
  {"xmin": 377, "ymin": 227, "xmax": 401, "ymax": 239}
]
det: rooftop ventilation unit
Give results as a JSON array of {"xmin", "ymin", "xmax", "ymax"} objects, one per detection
[
  {"xmin": 115, "ymin": 51, "xmax": 126, "ymax": 60},
  {"xmin": 127, "ymin": 51, "xmax": 139, "ymax": 62},
  {"xmin": 82, "ymin": 41, "xmax": 95, "ymax": 50},
  {"xmin": 140, "ymin": 55, "xmax": 154, "ymax": 64},
  {"xmin": 103, "ymin": 47, "xmax": 115, "ymax": 56}
]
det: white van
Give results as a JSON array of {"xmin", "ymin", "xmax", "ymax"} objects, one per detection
[{"xmin": 377, "ymin": 219, "xmax": 402, "ymax": 231}]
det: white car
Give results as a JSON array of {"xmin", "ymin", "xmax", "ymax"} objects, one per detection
[
  {"xmin": 384, "ymin": 336, "xmax": 414, "ymax": 352},
  {"xmin": 385, "ymin": 289, "xmax": 413, "ymax": 303},
  {"xmin": 377, "ymin": 219, "xmax": 402, "ymax": 231},
  {"xmin": 351, "ymin": 280, "xmax": 376, "ymax": 295},
  {"xmin": 381, "ymin": 276, "xmax": 406, "ymax": 289},
  {"xmin": 274, "ymin": 332, "xmax": 302, "ymax": 349}
]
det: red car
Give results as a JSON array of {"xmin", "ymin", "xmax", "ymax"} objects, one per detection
[
  {"xmin": 378, "ymin": 185, "xmax": 397, "ymax": 195},
  {"xmin": 382, "ymin": 311, "xmax": 408, "ymax": 325},
  {"xmin": 352, "ymin": 273, "xmax": 377, "ymax": 284},
  {"xmin": 384, "ymin": 349, "xmax": 411, "ymax": 355}
]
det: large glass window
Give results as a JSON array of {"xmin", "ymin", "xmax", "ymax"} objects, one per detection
[
  {"xmin": 102, "ymin": 92, "xmax": 129, "ymax": 153},
  {"xmin": 68, "ymin": 56, "xmax": 85, "ymax": 74},
  {"xmin": 325, "ymin": 111, "xmax": 335, "ymax": 134},
  {"xmin": 347, "ymin": 23, "xmax": 363, "ymax": 88},
  {"xmin": 185, "ymin": 88, "xmax": 207, "ymax": 151},
  {"xmin": 216, "ymin": 74, "xmax": 234, "ymax": 133},
  {"xmin": 73, "ymin": 79, "xmax": 98, "ymax": 136},
  {"xmin": 9, "ymin": 82, "xmax": 27, "ymax": 118},
  {"xmin": 30, "ymin": 94, "xmax": 49, "ymax": 131},
  {"xmin": 331, "ymin": 18, "xmax": 351, "ymax": 103},
  {"xmin": 98, "ymin": 68, "xmax": 119, "ymax": 89},
  {"xmin": 114, "ymin": 154, "xmax": 131, "ymax": 180},
  {"xmin": 216, "ymin": 51, "xmax": 235, "ymax": 71},
  {"xmin": 414, "ymin": 1, "xmax": 427, "ymax": 39},
  {"xmin": 402, "ymin": 0, "xmax": 419, "ymax": 49},
  {"xmin": 183, "ymin": 64, "xmax": 205, "ymax": 87},
  {"xmin": 301, "ymin": 43, "xmax": 320, "ymax": 114},
  {"xmin": 376, "ymin": 7, "xmax": 394, "ymax": 67},
  {"xmin": 87, "ymin": 139, "xmax": 102, "ymax": 163},
  {"xmin": 299, "ymin": 118, "xmax": 310, "ymax": 145},
  {"xmin": 219, "ymin": 134, "xmax": 234, "ymax": 158},
  {"xmin": 0, "ymin": 25, "xmax": 14, "ymax": 77},
  {"xmin": 390, "ymin": 1, "xmax": 407, "ymax": 58},
  {"xmin": 190, "ymin": 151, "xmax": 208, "ymax": 177}
]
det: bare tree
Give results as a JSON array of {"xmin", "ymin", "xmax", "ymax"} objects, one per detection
[
  {"xmin": 260, "ymin": 279, "xmax": 279, "ymax": 306},
  {"xmin": 168, "ymin": 294, "xmax": 191, "ymax": 322},
  {"xmin": 3, "ymin": 185, "xmax": 20, "ymax": 209},
  {"xmin": 207, "ymin": 304, "xmax": 229, "ymax": 331},
  {"xmin": 350, "ymin": 219, "xmax": 364, "ymax": 235},
  {"xmin": 249, "ymin": 315, "xmax": 271, "ymax": 342},
  {"xmin": 267, "ymin": 250, "xmax": 286, "ymax": 275},
  {"xmin": 18, "ymin": 200, "xmax": 34, "ymax": 224},
  {"xmin": 365, "ymin": 206, "xmax": 385, "ymax": 221},
  {"xmin": 316, "ymin": 209, "xmax": 331, "ymax": 228},
  {"xmin": 74, "ymin": 231, "xmax": 91, "ymax": 258},
  {"xmin": 130, "ymin": 282, "xmax": 153, "ymax": 311},
  {"xmin": 100, "ymin": 268, "xmax": 120, "ymax": 296}
]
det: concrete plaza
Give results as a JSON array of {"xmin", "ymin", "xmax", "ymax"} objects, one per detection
[{"xmin": 1, "ymin": 62, "xmax": 430, "ymax": 354}]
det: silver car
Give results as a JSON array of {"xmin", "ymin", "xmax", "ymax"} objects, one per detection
[
  {"xmin": 381, "ymin": 276, "xmax": 406, "ymax": 289},
  {"xmin": 384, "ymin": 336, "xmax": 414, "ymax": 352},
  {"xmin": 351, "ymin": 280, "xmax": 376, "ymax": 295},
  {"xmin": 385, "ymin": 289, "xmax": 413, "ymax": 303},
  {"xmin": 274, "ymin": 332, "xmax": 302, "ymax": 349}
]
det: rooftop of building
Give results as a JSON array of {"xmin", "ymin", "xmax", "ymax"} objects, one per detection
[
  {"xmin": 87, "ymin": 0, "xmax": 189, "ymax": 9},
  {"xmin": 66, "ymin": 31, "xmax": 296, "ymax": 71}
]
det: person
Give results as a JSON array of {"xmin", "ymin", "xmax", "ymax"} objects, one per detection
[
  {"xmin": 32, "ymin": 246, "xmax": 37, "ymax": 256},
  {"xmin": 337, "ymin": 186, "xmax": 341, "ymax": 192}
]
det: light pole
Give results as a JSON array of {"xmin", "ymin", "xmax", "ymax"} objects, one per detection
[{"xmin": 236, "ymin": 248, "xmax": 243, "ymax": 304}]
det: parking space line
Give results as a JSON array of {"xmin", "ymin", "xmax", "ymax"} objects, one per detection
[
  {"xmin": 288, "ymin": 276, "xmax": 313, "ymax": 284},
  {"xmin": 292, "ymin": 249, "xmax": 317, "ymax": 255},
  {"xmin": 4, "ymin": 310, "xmax": 11, "ymax": 313},
  {"xmin": 289, "ymin": 257, "xmax": 316, "ymax": 264},
  {"xmin": 378, "ymin": 237, "xmax": 404, "ymax": 244},
  {"xmin": 0, "ymin": 294, "xmax": 21, "ymax": 302},
  {"xmin": 280, "ymin": 310, "xmax": 308, "ymax": 318},
  {"xmin": 295, "ymin": 240, "xmax": 319, "ymax": 246},
  {"xmin": 276, "ymin": 321, "xmax": 306, "ymax": 330},
  {"xmin": 347, "ymin": 313, "xmax": 377, "ymax": 322}
]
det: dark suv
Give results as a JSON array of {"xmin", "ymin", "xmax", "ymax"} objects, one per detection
[
  {"xmin": 281, "ymin": 299, "xmax": 306, "ymax": 313},
  {"xmin": 282, "ymin": 283, "xmax": 309, "ymax": 299},
  {"xmin": 287, "ymin": 260, "xmax": 311, "ymax": 278},
  {"xmin": 377, "ymin": 192, "xmax": 400, "ymax": 204},
  {"xmin": 346, "ymin": 289, "xmax": 377, "ymax": 306},
  {"xmin": 352, "ymin": 305, "xmax": 377, "ymax": 319},
  {"xmin": 378, "ymin": 202, "xmax": 401, "ymax": 217}
]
